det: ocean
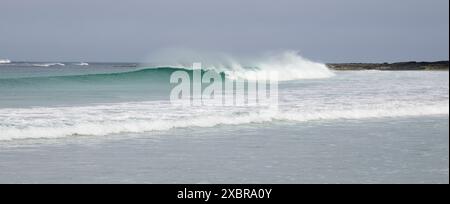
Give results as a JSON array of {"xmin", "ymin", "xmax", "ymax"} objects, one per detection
[{"xmin": 0, "ymin": 58, "xmax": 448, "ymax": 183}]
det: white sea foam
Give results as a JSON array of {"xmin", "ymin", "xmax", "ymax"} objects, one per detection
[
  {"xmin": 75, "ymin": 62, "xmax": 89, "ymax": 66},
  {"xmin": 0, "ymin": 100, "xmax": 447, "ymax": 141},
  {"xmin": 32, "ymin": 63, "xmax": 66, "ymax": 67},
  {"xmin": 0, "ymin": 59, "xmax": 11, "ymax": 64},
  {"xmin": 226, "ymin": 51, "xmax": 334, "ymax": 81}
]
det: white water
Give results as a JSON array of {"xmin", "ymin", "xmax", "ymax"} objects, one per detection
[
  {"xmin": 75, "ymin": 62, "xmax": 89, "ymax": 66},
  {"xmin": 31, "ymin": 63, "xmax": 66, "ymax": 67},
  {"xmin": 0, "ymin": 101, "xmax": 447, "ymax": 141},
  {"xmin": 229, "ymin": 51, "xmax": 334, "ymax": 81},
  {"xmin": 0, "ymin": 59, "xmax": 11, "ymax": 64},
  {"xmin": 148, "ymin": 50, "xmax": 334, "ymax": 81}
]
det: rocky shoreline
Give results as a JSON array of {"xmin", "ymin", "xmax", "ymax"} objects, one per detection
[{"xmin": 327, "ymin": 61, "xmax": 449, "ymax": 71}]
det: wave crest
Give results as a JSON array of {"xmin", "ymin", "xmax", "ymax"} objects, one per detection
[
  {"xmin": 145, "ymin": 50, "xmax": 334, "ymax": 81},
  {"xmin": 32, "ymin": 63, "xmax": 65, "ymax": 67},
  {"xmin": 0, "ymin": 101, "xmax": 447, "ymax": 141},
  {"xmin": 0, "ymin": 59, "xmax": 11, "ymax": 64}
]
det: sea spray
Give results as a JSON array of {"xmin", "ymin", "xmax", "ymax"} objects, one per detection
[{"xmin": 144, "ymin": 50, "xmax": 334, "ymax": 81}]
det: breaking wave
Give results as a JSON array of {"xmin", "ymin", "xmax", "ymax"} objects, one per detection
[
  {"xmin": 0, "ymin": 59, "xmax": 11, "ymax": 64},
  {"xmin": 32, "ymin": 63, "xmax": 66, "ymax": 67},
  {"xmin": 1, "ymin": 51, "xmax": 334, "ymax": 86},
  {"xmin": 75, "ymin": 62, "xmax": 89, "ymax": 66},
  {"xmin": 0, "ymin": 101, "xmax": 448, "ymax": 141},
  {"xmin": 145, "ymin": 50, "xmax": 334, "ymax": 81}
]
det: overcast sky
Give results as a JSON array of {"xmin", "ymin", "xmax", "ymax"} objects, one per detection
[{"xmin": 0, "ymin": 0, "xmax": 448, "ymax": 62}]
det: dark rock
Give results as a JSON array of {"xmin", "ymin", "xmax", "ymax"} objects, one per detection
[{"xmin": 327, "ymin": 61, "xmax": 449, "ymax": 71}]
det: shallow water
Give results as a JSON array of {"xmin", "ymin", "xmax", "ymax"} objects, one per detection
[{"xmin": 0, "ymin": 116, "xmax": 447, "ymax": 184}]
